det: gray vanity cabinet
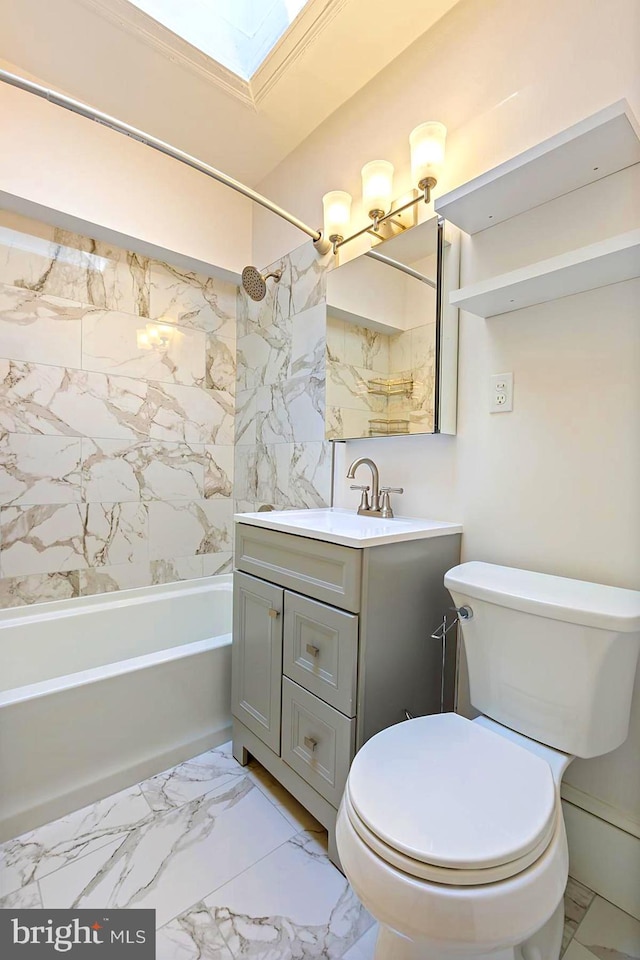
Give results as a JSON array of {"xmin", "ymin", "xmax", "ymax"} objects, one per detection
[{"xmin": 232, "ymin": 519, "xmax": 461, "ymax": 867}]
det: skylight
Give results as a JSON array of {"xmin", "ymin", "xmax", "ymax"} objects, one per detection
[{"xmin": 129, "ymin": 0, "xmax": 311, "ymax": 80}]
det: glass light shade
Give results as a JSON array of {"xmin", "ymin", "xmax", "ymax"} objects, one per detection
[
  {"xmin": 322, "ymin": 190, "xmax": 352, "ymax": 241},
  {"xmin": 361, "ymin": 160, "xmax": 394, "ymax": 217},
  {"xmin": 409, "ymin": 121, "xmax": 447, "ymax": 187}
]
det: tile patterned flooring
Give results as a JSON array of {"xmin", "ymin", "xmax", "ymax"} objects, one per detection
[{"xmin": 1, "ymin": 742, "xmax": 639, "ymax": 959}]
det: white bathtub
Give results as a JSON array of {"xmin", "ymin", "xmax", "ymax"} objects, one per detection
[{"xmin": 0, "ymin": 576, "xmax": 232, "ymax": 841}]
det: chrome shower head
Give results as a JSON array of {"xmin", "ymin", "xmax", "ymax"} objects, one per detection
[{"xmin": 241, "ymin": 265, "xmax": 282, "ymax": 302}]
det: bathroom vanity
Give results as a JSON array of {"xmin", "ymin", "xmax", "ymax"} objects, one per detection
[{"xmin": 231, "ymin": 507, "xmax": 462, "ymax": 865}]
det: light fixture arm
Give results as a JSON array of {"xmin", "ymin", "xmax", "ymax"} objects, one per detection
[{"xmin": 332, "ymin": 180, "xmax": 435, "ymax": 253}]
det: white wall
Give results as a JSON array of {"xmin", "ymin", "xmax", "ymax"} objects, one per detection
[
  {"xmin": 0, "ymin": 63, "xmax": 252, "ymax": 281},
  {"xmin": 254, "ymin": 0, "xmax": 640, "ymax": 836}
]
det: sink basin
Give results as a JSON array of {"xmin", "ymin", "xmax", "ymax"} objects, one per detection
[{"xmin": 234, "ymin": 507, "xmax": 462, "ymax": 548}]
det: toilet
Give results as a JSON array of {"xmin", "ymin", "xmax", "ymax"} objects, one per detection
[{"xmin": 336, "ymin": 561, "xmax": 640, "ymax": 960}]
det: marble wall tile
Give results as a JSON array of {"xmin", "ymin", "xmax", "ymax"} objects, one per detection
[
  {"xmin": 326, "ymin": 361, "xmax": 387, "ymax": 414},
  {"xmin": 0, "ymin": 571, "xmax": 80, "ymax": 609},
  {"xmin": 257, "ymin": 376, "xmax": 325, "ymax": 445},
  {"xmin": 326, "ymin": 315, "xmax": 345, "ymax": 364},
  {"xmin": 236, "ymin": 325, "xmax": 291, "ymax": 391},
  {"xmin": 235, "ymin": 388, "xmax": 258, "ymax": 446},
  {"xmin": 253, "ymin": 442, "xmax": 332, "ymax": 510},
  {"xmin": 149, "ymin": 261, "xmax": 236, "ymax": 338},
  {"xmin": 77, "ymin": 557, "xmax": 207, "ymax": 596},
  {"xmin": 325, "ymin": 406, "xmax": 372, "ymax": 442},
  {"xmin": 344, "ymin": 323, "xmax": 390, "ymax": 373},
  {"xmin": 201, "ymin": 552, "xmax": 233, "ymax": 576},
  {"xmin": 0, "ymin": 283, "xmax": 83, "ymax": 368},
  {"xmin": 148, "ymin": 499, "xmax": 233, "ymax": 561},
  {"xmin": 0, "ymin": 360, "xmax": 147, "ymax": 440},
  {"xmin": 290, "ymin": 302, "xmax": 326, "ymax": 380},
  {"xmin": 82, "ymin": 311, "xmax": 206, "ymax": 387},
  {"xmin": 203, "ymin": 445, "xmax": 234, "ymax": 499},
  {"xmin": 0, "ymin": 223, "xmax": 150, "ymax": 316},
  {"xmin": 147, "ymin": 383, "xmax": 234, "ymax": 445},
  {"xmin": 0, "ymin": 502, "xmax": 148, "ymax": 578},
  {"xmin": 0, "ymin": 435, "xmax": 82, "ymax": 505},
  {"xmin": 205, "ymin": 334, "xmax": 235, "ymax": 395},
  {"xmin": 0, "ymin": 215, "xmax": 238, "ymax": 606},
  {"xmin": 81, "ymin": 439, "xmax": 204, "ymax": 502}
]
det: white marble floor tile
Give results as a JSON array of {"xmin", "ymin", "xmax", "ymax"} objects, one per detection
[
  {"xmin": 38, "ymin": 777, "xmax": 297, "ymax": 928},
  {"xmin": 563, "ymin": 942, "xmax": 601, "ymax": 960},
  {"xmin": 202, "ymin": 831, "xmax": 372, "ymax": 958},
  {"xmin": 341, "ymin": 923, "xmax": 379, "ymax": 960},
  {"xmin": 139, "ymin": 748, "xmax": 246, "ymax": 812},
  {"xmin": 156, "ymin": 903, "xmax": 234, "ymax": 960},
  {"xmin": 575, "ymin": 896, "xmax": 640, "ymax": 959},
  {"xmin": 246, "ymin": 760, "xmax": 324, "ymax": 834},
  {"xmin": 563, "ymin": 877, "xmax": 596, "ymax": 952},
  {"xmin": 0, "ymin": 784, "xmax": 151, "ymax": 897},
  {"xmin": 0, "ymin": 881, "xmax": 43, "ymax": 909}
]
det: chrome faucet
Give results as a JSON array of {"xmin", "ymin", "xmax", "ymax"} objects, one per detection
[{"xmin": 346, "ymin": 458, "xmax": 404, "ymax": 518}]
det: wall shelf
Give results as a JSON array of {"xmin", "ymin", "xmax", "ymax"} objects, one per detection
[
  {"xmin": 435, "ymin": 100, "xmax": 640, "ymax": 234},
  {"xmin": 450, "ymin": 229, "xmax": 640, "ymax": 318}
]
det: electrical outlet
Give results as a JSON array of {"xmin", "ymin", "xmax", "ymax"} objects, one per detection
[{"xmin": 490, "ymin": 373, "xmax": 513, "ymax": 413}]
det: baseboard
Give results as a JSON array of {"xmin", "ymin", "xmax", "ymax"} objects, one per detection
[
  {"xmin": 0, "ymin": 725, "xmax": 231, "ymax": 842},
  {"xmin": 562, "ymin": 797, "xmax": 640, "ymax": 921}
]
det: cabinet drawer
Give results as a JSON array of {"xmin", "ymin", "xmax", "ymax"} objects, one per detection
[
  {"xmin": 283, "ymin": 592, "xmax": 358, "ymax": 716},
  {"xmin": 281, "ymin": 677, "xmax": 355, "ymax": 807},
  {"xmin": 235, "ymin": 523, "xmax": 362, "ymax": 613}
]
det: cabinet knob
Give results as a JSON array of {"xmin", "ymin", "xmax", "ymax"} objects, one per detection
[
  {"xmin": 305, "ymin": 643, "xmax": 320, "ymax": 658},
  {"xmin": 268, "ymin": 608, "xmax": 280, "ymax": 619},
  {"xmin": 304, "ymin": 735, "xmax": 318, "ymax": 752}
]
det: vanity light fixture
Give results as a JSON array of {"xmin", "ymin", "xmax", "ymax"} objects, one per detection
[{"xmin": 322, "ymin": 121, "xmax": 447, "ymax": 254}]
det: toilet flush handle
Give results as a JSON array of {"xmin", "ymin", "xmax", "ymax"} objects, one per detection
[{"xmin": 452, "ymin": 605, "xmax": 473, "ymax": 620}]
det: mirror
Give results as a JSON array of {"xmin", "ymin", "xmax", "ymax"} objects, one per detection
[{"xmin": 325, "ymin": 215, "xmax": 459, "ymax": 440}]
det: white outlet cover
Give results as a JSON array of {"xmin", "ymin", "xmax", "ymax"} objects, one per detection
[{"xmin": 490, "ymin": 372, "xmax": 513, "ymax": 413}]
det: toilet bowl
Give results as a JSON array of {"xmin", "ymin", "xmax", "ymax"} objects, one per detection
[{"xmin": 336, "ymin": 562, "xmax": 640, "ymax": 960}]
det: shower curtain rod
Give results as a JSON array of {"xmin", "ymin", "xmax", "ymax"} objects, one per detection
[
  {"xmin": 0, "ymin": 67, "xmax": 330, "ymax": 252},
  {"xmin": 365, "ymin": 249, "xmax": 436, "ymax": 288}
]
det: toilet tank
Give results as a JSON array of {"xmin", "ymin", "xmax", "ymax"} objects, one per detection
[{"xmin": 444, "ymin": 562, "xmax": 640, "ymax": 758}]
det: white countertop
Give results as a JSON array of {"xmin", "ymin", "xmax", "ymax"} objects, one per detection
[{"xmin": 234, "ymin": 507, "xmax": 462, "ymax": 548}]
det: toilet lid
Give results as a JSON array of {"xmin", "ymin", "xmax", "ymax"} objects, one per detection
[{"xmin": 347, "ymin": 714, "xmax": 557, "ymax": 871}]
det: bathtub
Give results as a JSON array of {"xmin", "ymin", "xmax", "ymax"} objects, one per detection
[{"xmin": 0, "ymin": 576, "xmax": 232, "ymax": 841}]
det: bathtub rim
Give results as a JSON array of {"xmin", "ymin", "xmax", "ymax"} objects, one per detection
[{"xmin": 0, "ymin": 572, "xmax": 233, "ymax": 627}]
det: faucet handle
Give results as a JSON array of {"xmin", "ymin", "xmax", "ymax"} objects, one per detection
[
  {"xmin": 350, "ymin": 484, "xmax": 370, "ymax": 512},
  {"xmin": 379, "ymin": 486, "xmax": 403, "ymax": 519}
]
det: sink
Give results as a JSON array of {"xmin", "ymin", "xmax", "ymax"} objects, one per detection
[{"xmin": 234, "ymin": 507, "xmax": 462, "ymax": 548}]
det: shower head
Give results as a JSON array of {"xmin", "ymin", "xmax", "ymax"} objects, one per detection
[{"xmin": 241, "ymin": 265, "xmax": 283, "ymax": 302}]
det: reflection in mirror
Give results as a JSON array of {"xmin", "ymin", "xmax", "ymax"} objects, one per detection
[{"xmin": 325, "ymin": 215, "xmax": 459, "ymax": 440}]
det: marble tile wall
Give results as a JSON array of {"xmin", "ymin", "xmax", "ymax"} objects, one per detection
[
  {"xmin": 0, "ymin": 211, "xmax": 237, "ymax": 608},
  {"xmin": 326, "ymin": 316, "xmax": 437, "ymax": 439},
  {"xmin": 235, "ymin": 242, "xmax": 334, "ymax": 513}
]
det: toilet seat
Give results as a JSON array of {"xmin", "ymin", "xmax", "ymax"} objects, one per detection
[{"xmin": 346, "ymin": 713, "xmax": 558, "ymax": 885}]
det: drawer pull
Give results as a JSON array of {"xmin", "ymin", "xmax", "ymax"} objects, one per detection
[
  {"xmin": 304, "ymin": 735, "xmax": 318, "ymax": 752},
  {"xmin": 305, "ymin": 643, "xmax": 320, "ymax": 658},
  {"xmin": 268, "ymin": 608, "xmax": 280, "ymax": 619}
]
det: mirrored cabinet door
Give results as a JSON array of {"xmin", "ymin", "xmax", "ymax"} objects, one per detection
[{"xmin": 325, "ymin": 215, "xmax": 460, "ymax": 440}]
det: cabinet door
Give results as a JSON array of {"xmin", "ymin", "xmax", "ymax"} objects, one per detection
[{"xmin": 232, "ymin": 572, "xmax": 283, "ymax": 754}]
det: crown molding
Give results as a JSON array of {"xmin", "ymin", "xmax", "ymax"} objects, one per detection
[
  {"xmin": 75, "ymin": 0, "xmax": 255, "ymax": 108},
  {"xmin": 252, "ymin": 0, "xmax": 349, "ymax": 104},
  {"xmin": 74, "ymin": 0, "xmax": 349, "ymax": 111}
]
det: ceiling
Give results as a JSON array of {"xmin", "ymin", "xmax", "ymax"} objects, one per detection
[{"xmin": 0, "ymin": 0, "xmax": 461, "ymax": 185}]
